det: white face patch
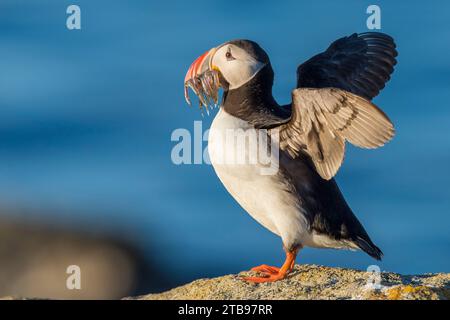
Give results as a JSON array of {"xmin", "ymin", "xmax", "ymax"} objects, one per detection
[{"xmin": 211, "ymin": 44, "xmax": 266, "ymax": 90}]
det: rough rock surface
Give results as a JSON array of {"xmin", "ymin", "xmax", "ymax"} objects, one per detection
[{"xmin": 130, "ymin": 264, "xmax": 450, "ymax": 300}]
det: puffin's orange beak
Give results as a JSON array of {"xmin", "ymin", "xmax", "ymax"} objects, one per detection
[
  {"xmin": 184, "ymin": 49, "xmax": 214, "ymax": 84},
  {"xmin": 184, "ymin": 48, "xmax": 219, "ymax": 107}
]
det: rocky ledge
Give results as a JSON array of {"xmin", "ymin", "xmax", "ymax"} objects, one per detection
[{"xmin": 129, "ymin": 264, "xmax": 449, "ymax": 300}]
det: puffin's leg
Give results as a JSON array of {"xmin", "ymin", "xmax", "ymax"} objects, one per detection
[{"xmin": 243, "ymin": 247, "xmax": 299, "ymax": 283}]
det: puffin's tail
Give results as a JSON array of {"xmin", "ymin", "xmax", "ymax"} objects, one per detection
[{"xmin": 354, "ymin": 237, "xmax": 383, "ymax": 260}]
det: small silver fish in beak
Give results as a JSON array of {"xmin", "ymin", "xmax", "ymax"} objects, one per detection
[{"xmin": 184, "ymin": 48, "xmax": 220, "ymax": 113}]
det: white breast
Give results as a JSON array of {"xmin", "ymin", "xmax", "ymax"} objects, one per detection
[{"xmin": 207, "ymin": 109, "xmax": 310, "ymax": 249}]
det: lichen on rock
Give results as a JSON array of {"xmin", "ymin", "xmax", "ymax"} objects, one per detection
[{"xmin": 129, "ymin": 264, "xmax": 450, "ymax": 300}]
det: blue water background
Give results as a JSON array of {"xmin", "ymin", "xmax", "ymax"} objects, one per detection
[{"xmin": 0, "ymin": 0, "xmax": 449, "ymax": 288}]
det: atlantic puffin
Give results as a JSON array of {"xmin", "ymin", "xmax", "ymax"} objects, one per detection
[{"xmin": 184, "ymin": 32, "xmax": 397, "ymax": 283}]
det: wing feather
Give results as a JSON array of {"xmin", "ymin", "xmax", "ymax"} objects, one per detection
[
  {"xmin": 275, "ymin": 88, "xmax": 394, "ymax": 180},
  {"xmin": 296, "ymin": 32, "xmax": 397, "ymax": 100}
]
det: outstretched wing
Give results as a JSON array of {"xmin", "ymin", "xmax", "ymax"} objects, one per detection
[
  {"xmin": 296, "ymin": 32, "xmax": 397, "ymax": 100},
  {"xmin": 275, "ymin": 88, "xmax": 394, "ymax": 180}
]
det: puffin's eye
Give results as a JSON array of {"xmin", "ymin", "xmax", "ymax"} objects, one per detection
[{"xmin": 225, "ymin": 48, "xmax": 235, "ymax": 61}]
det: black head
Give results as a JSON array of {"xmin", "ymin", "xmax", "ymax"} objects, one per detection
[{"xmin": 209, "ymin": 39, "xmax": 271, "ymax": 90}]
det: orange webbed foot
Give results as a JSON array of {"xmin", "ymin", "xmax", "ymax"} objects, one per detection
[
  {"xmin": 242, "ymin": 248, "xmax": 299, "ymax": 283},
  {"xmin": 250, "ymin": 264, "xmax": 280, "ymax": 275},
  {"xmin": 242, "ymin": 271, "xmax": 287, "ymax": 283}
]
